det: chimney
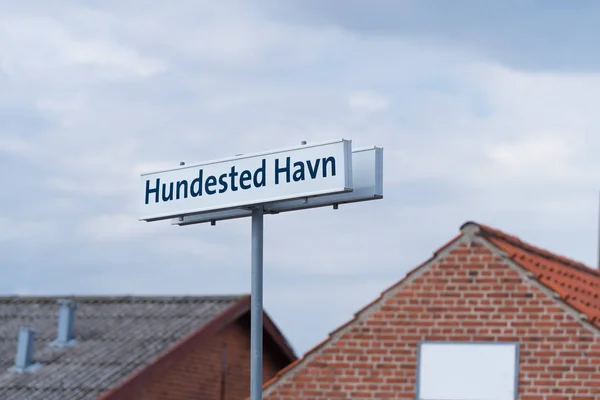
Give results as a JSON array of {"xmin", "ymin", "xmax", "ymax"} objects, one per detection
[
  {"xmin": 50, "ymin": 299, "xmax": 77, "ymax": 347},
  {"xmin": 10, "ymin": 327, "xmax": 41, "ymax": 373}
]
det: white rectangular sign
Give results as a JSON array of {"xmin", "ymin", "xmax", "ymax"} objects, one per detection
[
  {"xmin": 172, "ymin": 146, "xmax": 383, "ymax": 225},
  {"xmin": 139, "ymin": 139, "xmax": 353, "ymax": 221},
  {"xmin": 417, "ymin": 342, "xmax": 519, "ymax": 400}
]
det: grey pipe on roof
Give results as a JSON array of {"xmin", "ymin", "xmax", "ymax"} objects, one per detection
[
  {"xmin": 10, "ymin": 326, "xmax": 41, "ymax": 373},
  {"xmin": 50, "ymin": 299, "xmax": 77, "ymax": 348}
]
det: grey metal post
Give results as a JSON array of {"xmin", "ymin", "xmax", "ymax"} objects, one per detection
[{"xmin": 250, "ymin": 207, "xmax": 264, "ymax": 400}]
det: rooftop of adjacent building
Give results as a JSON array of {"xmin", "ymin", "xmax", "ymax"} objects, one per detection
[{"xmin": 0, "ymin": 294, "xmax": 296, "ymax": 400}]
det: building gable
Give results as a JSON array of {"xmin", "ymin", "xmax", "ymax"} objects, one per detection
[
  {"xmin": 96, "ymin": 296, "xmax": 296, "ymax": 400},
  {"xmin": 262, "ymin": 224, "xmax": 600, "ymax": 399},
  {"xmin": 108, "ymin": 312, "xmax": 289, "ymax": 400}
]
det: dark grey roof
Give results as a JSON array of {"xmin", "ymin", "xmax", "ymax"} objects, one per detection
[{"xmin": 0, "ymin": 295, "xmax": 244, "ymax": 400}]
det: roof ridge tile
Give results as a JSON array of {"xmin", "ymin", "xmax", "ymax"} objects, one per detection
[
  {"xmin": 0, "ymin": 294, "xmax": 247, "ymax": 304},
  {"xmin": 475, "ymin": 222, "xmax": 600, "ymax": 278}
]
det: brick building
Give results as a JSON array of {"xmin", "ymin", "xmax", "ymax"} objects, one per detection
[
  {"xmin": 0, "ymin": 294, "xmax": 296, "ymax": 400},
  {"xmin": 260, "ymin": 222, "xmax": 600, "ymax": 399}
]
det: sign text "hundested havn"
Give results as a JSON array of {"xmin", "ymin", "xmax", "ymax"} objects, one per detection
[
  {"xmin": 138, "ymin": 139, "xmax": 353, "ymax": 221},
  {"xmin": 145, "ymin": 155, "xmax": 337, "ymax": 203}
]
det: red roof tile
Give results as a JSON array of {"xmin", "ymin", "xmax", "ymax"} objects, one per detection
[{"xmin": 475, "ymin": 222, "xmax": 600, "ymax": 327}]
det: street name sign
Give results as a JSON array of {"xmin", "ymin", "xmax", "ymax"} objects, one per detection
[
  {"xmin": 172, "ymin": 146, "xmax": 383, "ymax": 225},
  {"xmin": 139, "ymin": 139, "xmax": 353, "ymax": 222}
]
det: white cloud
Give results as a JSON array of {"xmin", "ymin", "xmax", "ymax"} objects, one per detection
[
  {"xmin": 348, "ymin": 91, "xmax": 389, "ymax": 111},
  {"xmin": 0, "ymin": 218, "xmax": 57, "ymax": 242},
  {"xmin": 484, "ymin": 134, "xmax": 579, "ymax": 182},
  {"xmin": 155, "ymin": 236, "xmax": 237, "ymax": 261},
  {"xmin": 0, "ymin": 135, "xmax": 31, "ymax": 156},
  {"xmin": 36, "ymin": 94, "xmax": 90, "ymax": 128},
  {"xmin": 77, "ymin": 213, "xmax": 161, "ymax": 242},
  {"xmin": 45, "ymin": 178, "xmax": 130, "ymax": 197},
  {"xmin": 128, "ymin": 6, "xmax": 344, "ymax": 69},
  {"xmin": 0, "ymin": 15, "xmax": 166, "ymax": 78}
]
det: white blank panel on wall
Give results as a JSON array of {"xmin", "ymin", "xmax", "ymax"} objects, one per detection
[{"xmin": 416, "ymin": 342, "xmax": 519, "ymax": 400}]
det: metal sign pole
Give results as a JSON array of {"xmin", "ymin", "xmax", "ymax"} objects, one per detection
[{"xmin": 250, "ymin": 206, "xmax": 264, "ymax": 400}]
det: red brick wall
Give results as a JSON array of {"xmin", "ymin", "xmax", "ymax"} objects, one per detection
[
  {"xmin": 123, "ymin": 318, "xmax": 285, "ymax": 400},
  {"xmin": 263, "ymin": 240, "xmax": 600, "ymax": 400}
]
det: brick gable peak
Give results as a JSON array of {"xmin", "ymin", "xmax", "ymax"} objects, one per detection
[
  {"xmin": 261, "ymin": 228, "xmax": 474, "ymax": 397},
  {"xmin": 462, "ymin": 221, "xmax": 600, "ymax": 278}
]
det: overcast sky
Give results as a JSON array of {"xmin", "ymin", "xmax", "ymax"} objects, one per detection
[{"xmin": 2, "ymin": 1, "xmax": 600, "ymax": 355}]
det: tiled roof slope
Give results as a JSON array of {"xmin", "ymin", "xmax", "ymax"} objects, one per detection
[
  {"xmin": 0, "ymin": 295, "xmax": 243, "ymax": 400},
  {"xmin": 474, "ymin": 222, "xmax": 600, "ymax": 328},
  {"xmin": 260, "ymin": 221, "xmax": 600, "ymax": 394}
]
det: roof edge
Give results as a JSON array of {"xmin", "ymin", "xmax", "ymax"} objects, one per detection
[
  {"xmin": 479, "ymin": 235, "xmax": 600, "ymax": 334},
  {"xmin": 263, "ymin": 310, "xmax": 297, "ymax": 363},
  {"xmin": 0, "ymin": 294, "xmax": 247, "ymax": 303},
  {"xmin": 471, "ymin": 221, "xmax": 600, "ymax": 278}
]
